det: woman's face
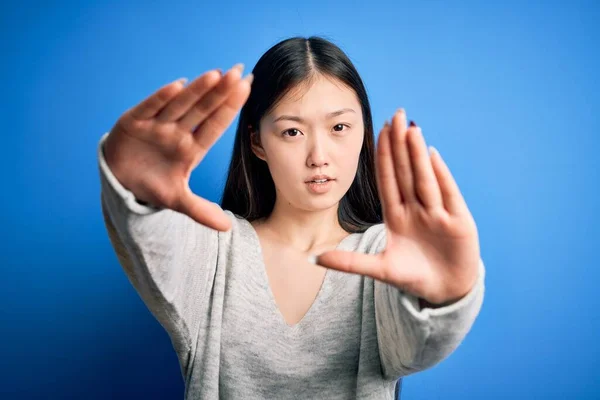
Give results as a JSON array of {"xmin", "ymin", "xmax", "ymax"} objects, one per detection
[{"xmin": 252, "ymin": 74, "xmax": 365, "ymax": 213}]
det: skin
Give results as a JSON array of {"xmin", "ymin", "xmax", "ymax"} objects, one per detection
[
  {"xmin": 318, "ymin": 110, "xmax": 481, "ymax": 307},
  {"xmin": 251, "ymin": 72, "xmax": 480, "ymax": 308},
  {"xmin": 250, "ymin": 73, "xmax": 364, "ymax": 255},
  {"xmin": 104, "ymin": 64, "xmax": 252, "ymax": 231},
  {"xmin": 248, "ymin": 73, "xmax": 367, "ymax": 324},
  {"xmin": 105, "ymin": 64, "xmax": 480, "ymax": 308}
]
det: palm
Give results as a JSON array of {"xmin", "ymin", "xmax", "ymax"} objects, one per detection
[
  {"xmin": 104, "ymin": 65, "xmax": 252, "ymax": 232},
  {"xmin": 318, "ymin": 110, "xmax": 480, "ymax": 306}
]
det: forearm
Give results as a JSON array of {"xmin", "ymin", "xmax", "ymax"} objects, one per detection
[{"xmin": 376, "ymin": 259, "xmax": 486, "ymax": 379}]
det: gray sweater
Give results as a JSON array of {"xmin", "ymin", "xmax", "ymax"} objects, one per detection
[{"xmin": 97, "ymin": 132, "xmax": 486, "ymax": 399}]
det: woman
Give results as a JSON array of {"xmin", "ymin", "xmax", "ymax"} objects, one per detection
[{"xmin": 98, "ymin": 36, "xmax": 485, "ymax": 399}]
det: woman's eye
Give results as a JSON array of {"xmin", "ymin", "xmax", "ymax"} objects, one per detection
[
  {"xmin": 282, "ymin": 128, "xmax": 302, "ymax": 137},
  {"xmin": 333, "ymin": 124, "xmax": 349, "ymax": 132}
]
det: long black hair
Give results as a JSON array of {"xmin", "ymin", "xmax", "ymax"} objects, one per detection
[{"xmin": 220, "ymin": 36, "xmax": 381, "ymax": 233}]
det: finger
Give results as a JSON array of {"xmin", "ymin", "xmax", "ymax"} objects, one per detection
[
  {"xmin": 178, "ymin": 64, "xmax": 245, "ymax": 131},
  {"xmin": 130, "ymin": 78, "xmax": 188, "ymax": 120},
  {"xmin": 176, "ymin": 190, "xmax": 232, "ymax": 232},
  {"xmin": 390, "ymin": 109, "xmax": 416, "ymax": 203},
  {"xmin": 429, "ymin": 146, "xmax": 468, "ymax": 214},
  {"xmin": 316, "ymin": 250, "xmax": 391, "ymax": 282},
  {"xmin": 407, "ymin": 124, "xmax": 443, "ymax": 209},
  {"xmin": 376, "ymin": 121, "xmax": 404, "ymax": 229},
  {"xmin": 193, "ymin": 74, "xmax": 253, "ymax": 156},
  {"xmin": 156, "ymin": 69, "xmax": 222, "ymax": 122}
]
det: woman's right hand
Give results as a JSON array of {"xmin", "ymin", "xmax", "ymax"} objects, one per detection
[{"xmin": 103, "ymin": 64, "xmax": 252, "ymax": 232}]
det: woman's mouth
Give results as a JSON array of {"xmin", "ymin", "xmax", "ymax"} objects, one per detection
[{"xmin": 305, "ymin": 179, "xmax": 334, "ymax": 193}]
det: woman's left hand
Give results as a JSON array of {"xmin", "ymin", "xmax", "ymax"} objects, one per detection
[{"xmin": 317, "ymin": 109, "xmax": 481, "ymax": 307}]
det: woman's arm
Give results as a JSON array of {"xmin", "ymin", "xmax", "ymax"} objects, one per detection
[
  {"xmin": 97, "ymin": 67, "xmax": 250, "ymax": 374},
  {"xmin": 98, "ymin": 132, "xmax": 221, "ymax": 365},
  {"xmin": 373, "ymin": 234, "xmax": 486, "ymax": 379},
  {"xmin": 315, "ymin": 110, "xmax": 486, "ymax": 379}
]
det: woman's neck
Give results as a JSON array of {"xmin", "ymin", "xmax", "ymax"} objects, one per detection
[{"xmin": 254, "ymin": 201, "xmax": 348, "ymax": 254}]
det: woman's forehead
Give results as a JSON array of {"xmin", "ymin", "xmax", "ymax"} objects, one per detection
[{"xmin": 266, "ymin": 75, "xmax": 361, "ymax": 122}]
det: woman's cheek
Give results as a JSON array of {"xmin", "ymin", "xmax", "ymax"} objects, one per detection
[
  {"xmin": 342, "ymin": 147, "xmax": 362, "ymax": 186},
  {"xmin": 271, "ymin": 157, "xmax": 300, "ymax": 191}
]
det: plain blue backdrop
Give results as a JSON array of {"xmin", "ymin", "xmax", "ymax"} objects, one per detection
[{"xmin": 1, "ymin": 0, "xmax": 598, "ymax": 399}]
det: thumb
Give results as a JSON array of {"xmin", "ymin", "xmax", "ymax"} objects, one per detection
[
  {"xmin": 177, "ymin": 191, "xmax": 232, "ymax": 232},
  {"xmin": 315, "ymin": 250, "xmax": 388, "ymax": 282}
]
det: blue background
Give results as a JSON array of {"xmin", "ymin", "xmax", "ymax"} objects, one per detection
[{"xmin": 1, "ymin": 0, "xmax": 598, "ymax": 399}]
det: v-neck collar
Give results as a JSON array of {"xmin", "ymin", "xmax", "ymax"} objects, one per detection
[{"xmin": 242, "ymin": 218, "xmax": 357, "ymax": 331}]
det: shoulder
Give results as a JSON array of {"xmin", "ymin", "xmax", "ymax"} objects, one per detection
[
  {"xmin": 344, "ymin": 223, "xmax": 387, "ymax": 254},
  {"xmin": 216, "ymin": 210, "xmax": 257, "ymax": 246}
]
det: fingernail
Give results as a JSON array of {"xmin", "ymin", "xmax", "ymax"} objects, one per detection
[
  {"xmin": 216, "ymin": 68, "xmax": 223, "ymax": 75},
  {"xmin": 176, "ymin": 77, "xmax": 188, "ymax": 86},
  {"xmin": 233, "ymin": 63, "xmax": 245, "ymax": 74},
  {"xmin": 397, "ymin": 109, "xmax": 407, "ymax": 123},
  {"xmin": 307, "ymin": 254, "xmax": 317, "ymax": 264},
  {"xmin": 243, "ymin": 73, "xmax": 254, "ymax": 84},
  {"xmin": 384, "ymin": 120, "xmax": 390, "ymax": 128},
  {"xmin": 429, "ymin": 146, "xmax": 438, "ymax": 156},
  {"xmin": 409, "ymin": 120, "xmax": 417, "ymax": 127}
]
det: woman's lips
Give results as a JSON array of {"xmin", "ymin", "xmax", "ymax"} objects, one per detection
[{"xmin": 305, "ymin": 179, "xmax": 334, "ymax": 194}]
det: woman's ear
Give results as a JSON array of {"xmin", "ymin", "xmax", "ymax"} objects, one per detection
[{"xmin": 250, "ymin": 127, "xmax": 267, "ymax": 161}]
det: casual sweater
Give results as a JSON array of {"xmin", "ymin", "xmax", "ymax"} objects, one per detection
[{"xmin": 97, "ymin": 132, "xmax": 486, "ymax": 399}]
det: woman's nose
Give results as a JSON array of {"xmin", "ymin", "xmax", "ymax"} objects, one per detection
[{"xmin": 306, "ymin": 138, "xmax": 329, "ymax": 168}]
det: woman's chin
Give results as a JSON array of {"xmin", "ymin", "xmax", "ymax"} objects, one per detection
[{"xmin": 298, "ymin": 195, "xmax": 341, "ymax": 212}]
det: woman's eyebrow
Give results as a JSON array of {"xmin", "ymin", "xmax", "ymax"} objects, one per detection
[{"xmin": 272, "ymin": 108, "xmax": 356, "ymax": 123}]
